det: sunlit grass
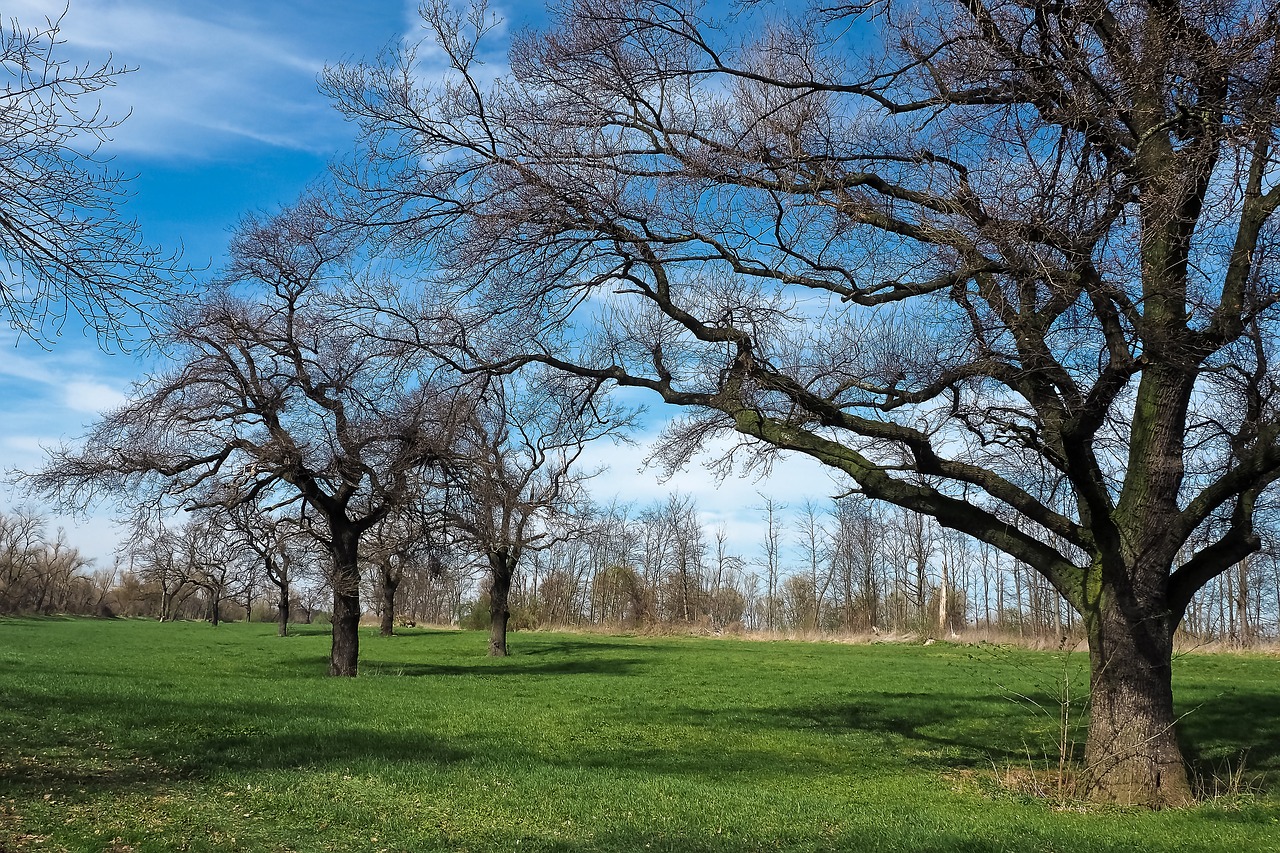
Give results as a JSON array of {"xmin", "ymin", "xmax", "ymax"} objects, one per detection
[{"xmin": 1, "ymin": 618, "xmax": 1277, "ymax": 851}]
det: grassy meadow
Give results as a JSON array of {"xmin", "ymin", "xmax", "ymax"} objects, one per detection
[{"xmin": 0, "ymin": 618, "xmax": 1277, "ymax": 852}]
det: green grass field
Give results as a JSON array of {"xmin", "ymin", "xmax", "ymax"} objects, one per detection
[{"xmin": 1, "ymin": 619, "xmax": 1277, "ymax": 852}]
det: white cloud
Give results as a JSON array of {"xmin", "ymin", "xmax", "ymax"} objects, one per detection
[
  {"xmin": 0, "ymin": 350, "xmax": 57, "ymax": 385},
  {"xmin": 2, "ymin": 435, "xmax": 49, "ymax": 457},
  {"xmin": 63, "ymin": 380, "xmax": 127, "ymax": 414}
]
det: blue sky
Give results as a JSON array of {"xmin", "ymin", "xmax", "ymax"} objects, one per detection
[{"xmin": 1, "ymin": 0, "xmax": 838, "ymax": 568}]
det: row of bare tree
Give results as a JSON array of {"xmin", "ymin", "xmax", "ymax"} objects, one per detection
[
  {"xmin": 14, "ymin": 489, "xmax": 1278, "ymax": 647},
  {"xmin": 24, "ymin": 201, "xmax": 631, "ymax": 672},
  {"xmin": 484, "ymin": 495, "xmax": 1280, "ymax": 645}
]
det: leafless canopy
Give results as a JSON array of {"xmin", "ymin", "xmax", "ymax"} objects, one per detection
[
  {"xmin": 32, "ymin": 198, "xmax": 458, "ymax": 527},
  {"xmin": 0, "ymin": 9, "xmax": 181, "ymax": 344},
  {"xmin": 326, "ymin": 0, "xmax": 1280, "ymax": 803}
]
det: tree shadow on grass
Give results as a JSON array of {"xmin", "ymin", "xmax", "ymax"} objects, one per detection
[
  {"xmin": 0, "ymin": 685, "xmax": 470, "ymax": 799},
  {"xmin": 362, "ymin": 656, "xmax": 646, "ymax": 678},
  {"xmin": 1177, "ymin": 687, "xmax": 1280, "ymax": 779},
  {"xmin": 779, "ymin": 686, "xmax": 1280, "ymax": 785},
  {"xmin": 510, "ymin": 635, "xmax": 669, "ymax": 654},
  {"xmin": 0, "ymin": 614, "xmax": 74, "ymax": 624},
  {"xmin": 274, "ymin": 623, "xmax": 333, "ymax": 638},
  {"xmin": 490, "ymin": 830, "xmax": 1164, "ymax": 853}
]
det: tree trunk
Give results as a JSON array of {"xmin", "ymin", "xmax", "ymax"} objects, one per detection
[
  {"xmin": 328, "ymin": 530, "xmax": 361, "ymax": 677},
  {"xmin": 488, "ymin": 550, "xmax": 514, "ymax": 657},
  {"xmin": 1082, "ymin": 586, "xmax": 1193, "ymax": 807},
  {"xmin": 1235, "ymin": 558, "xmax": 1251, "ymax": 647},
  {"xmin": 937, "ymin": 557, "xmax": 949, "ymax": 636},
  {"xmin": 379, "ymin": 566, "xmax": 400, "ymax": 638},
  {"xmin": 276, "ymin": 580, "xmax": 290, "ymax": 638}
]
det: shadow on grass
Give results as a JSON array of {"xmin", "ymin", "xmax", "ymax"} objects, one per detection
[
  {"xmin": 537, "ymin": 683, "xmax": 1280, "ymax": 793},
  {"xmin": 0, "ymin": 614, "xmax": 75, "ymax": 624},
  {"xmin": 781, "ymin": 690, "xmax": 1032, "ymax": 765},
  {"xmin": 484, "ymin": 831, "xmax": 1161, "ymax": 853},
  {"xmin": 0, "ymin": 684, "xmax": 471, "ymax": 799},
  {"xmin": 510, "ymin": 635, "xmax": 668, "ymax": 654},
  {"xmin": 1178, "ymin": 688, "xmax": 1280, "ymax": 775},
  {"xmin": 362, "ymin": 657, "xmax": 646, "ymax": 678},
  {"xmin": 785, "ymin": 686, "xmax": 1280, "ymax": 782}
]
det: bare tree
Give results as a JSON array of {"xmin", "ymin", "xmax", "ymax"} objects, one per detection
[
  {"xmin": 442, "ymin": 369, "xmax": 630, "ymax": 656},
  {"xmin": 0, "ymin": 507, "xmax": 46, "ymax": 613},
  {"xmin": 0, "ymin": 9, "xmax": 179, "ymax": 343},
  {"xmin": 363, "ymin": 486, "xmax": 447, "ymax": 637},
  {"xmin": 325, "ymin": 0, "xmax": 1280, "ymax": 804},
  {"xmin": 28, "ymin": 527, "xmax": 92, "ymax": 615},
  {"xmin": 708, "ymin": 524, "xmax": 745, "ymax": 629},
  {"xmin": 829, "ymin": 497, "xmax": 886, "ymax": 633},
  {"xmin": 170, "ymin": 513, "xmax": 253, "ymax": 627},
  {"xmin": 757, "ymin": 496, "xmax": 785, "ymax": 632},
  {"xmin": 120, "ymin": 517, "xmax": 195, "ymax": 622},
  {"xmin": 29, "ymin": 197, "xmax": 459, "ymax": 675},
  {"xmin": 221, "ymin": 498, "xmax": 316, "ymax": 636},
  {"xmin": 0, "ymin": 507, "xmax": 92, "ymax": 614},
  {"xmin": 795, "ymin": 500, "xmax": 833, "ymax": 632}
]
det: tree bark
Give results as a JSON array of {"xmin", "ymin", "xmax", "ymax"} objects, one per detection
[
  {"xmin": 276, "ymin": 581, "xmax": 290, "ymax": 637},
  {"xmin": 379, "ymin": 564, "xmax": 401, "ymax": 638},
  {"xmin": 329, "ymin": 529, "xmax": 361, "ymax": 677},
  {"xmin": 488, "ymin": 550, "xmax": 514, "ymax": 657},
  {"xmin": 1082, "ymin": 582, "xmax": 1193, "ymax": 807}
]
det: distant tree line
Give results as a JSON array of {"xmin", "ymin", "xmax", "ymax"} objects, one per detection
[
  {"xmin": 9, "ymin": 493, "xmax": 1279, "ymax": 647},
  {"xmin": 0, "ymin": 508, "xmax": 99, "ymax": 616},
  {"xmin": 499, "ymin": 495, "xmax": 1280, "ymax": 646}
]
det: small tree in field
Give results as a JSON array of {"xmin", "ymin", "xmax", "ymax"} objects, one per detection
[
  {"xmin": 362, "ymin": 489, "xmax": 445, "ymax": 638},
  {"xmin": 174, "ymin": 513, "xmax": 253, "ymax": 627},
  {"xmin": 443, "ymin": 370, "xmax": 631, "ymax": 656},
  {"xmin": 327, "ymin": 0, "xmax": 1280, "ymax": 804},
  {"xmin": 221, "ymin": 499, "xmax": 316, "ymax": 637}
]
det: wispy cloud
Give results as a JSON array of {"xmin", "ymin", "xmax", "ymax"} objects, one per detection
[
  {"xmin": 0, "ymin": 350, "xmax": 57, "ymax": 386},
  {"xmin": 7, "ymin": 0, "xmax": 392, "ymax": 159}
]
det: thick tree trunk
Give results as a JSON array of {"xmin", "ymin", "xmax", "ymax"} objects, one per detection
[
  {"xmin": 1083, "ymin": 588, "xmax": 1193, "ymax": 807},
  {"xmin": 329, "ymin": 531, "xmax": 361, "ymax": 677},
  {"xmin": 488, "ymin": 550, "xmax": 513, "ymax": 657}
]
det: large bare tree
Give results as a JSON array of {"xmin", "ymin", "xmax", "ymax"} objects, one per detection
[
  {"xmin": 30, "ymin": 198, "xmax": 460, "ymax": 675},
  {"xmin": 0, "ymin": 9, "xmax": 178, "ymax": 343},
  {"xmin": 326, "ymin": 0, "xmax": 1280, "ymax": 804}
]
